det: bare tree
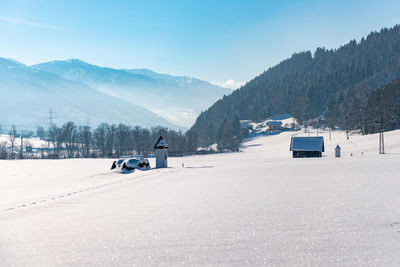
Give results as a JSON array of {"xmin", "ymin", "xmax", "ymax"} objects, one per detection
[
  {"xmin": 94, "ymin": 123, "xmax": 107, "ymax": 157},
  {"xmin": 24, "ymin": 139, "xmax": 33, "ymax": 159},
  {"xmin": 0, "ymin": 141, "xmax": 8, "ymax": 159},
  {"xmin": 61, "ymin": 122, "xmax": 77, "ymax": 158},
  {"xmin": 8, "ymin": 126, "xmax": 17, "ymax": 159}
]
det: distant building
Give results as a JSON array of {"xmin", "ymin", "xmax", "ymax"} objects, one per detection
[
  {"xmin": 154, "ymin": 136, "xmax": 168, "ymax": 168},
  {"xmin": 240, "ymin": 120, "xmax": 253, "ymax": 130},
  {"xmin": 240, "ymin": 120, "xmax": 253, "ymax": 137},
  {"xmin": 266, "ymin": 120, "xmax": 282, "ymax": 131},
  {"xmin": 290, "ymin": 136, "xmax": 325, "ymax": 158}
]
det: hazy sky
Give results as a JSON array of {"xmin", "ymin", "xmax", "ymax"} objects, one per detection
[{"xmin": 0, "ymin": 0, "xmax": 399, "ymax": 87}]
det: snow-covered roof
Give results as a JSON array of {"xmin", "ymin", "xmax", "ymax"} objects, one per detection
[
  {"xmin": 154, "ymin": 136, "xmax": 168, "ymax": 149},
  {"xmin": 267, "ymin": 120, "xmax": 282, "ymax": 125},
  {"xmin": 290, "ymin": 137, "xmax": 324, "ymax": 152}
]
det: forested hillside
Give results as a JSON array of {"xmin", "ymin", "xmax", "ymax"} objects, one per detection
[
  {"xmin": 191, "ymin": 25, "xmax": 400, "ymax": 146},
  {"xmin": 329, "ymin": 78, "xmax": 400, "ymax": 135}
]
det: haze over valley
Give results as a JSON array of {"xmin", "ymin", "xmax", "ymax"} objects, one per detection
[{"xmin": 0, "ymin": 57, "xmax": 231, "ymax": 130}]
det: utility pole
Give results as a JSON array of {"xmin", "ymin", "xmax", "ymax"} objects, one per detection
[
  {"xmin": 329, "ymin": 126, "xmax": 332, "ymax": 141},
  {"xmin": 20, "ymin": 135, "xmax": 23, "ymax": 159},
  {"xmin": 47, "ymin": 108, "xmax": 56, "ymax": 129},
  {"xmin": 379, "ymin": 112, "xmax": 385, "ymax": 154},
  {"xmin": 47, "ymin": 108, "xmax": 56, "ymax": 151},
  {"xmin": 379, "ymin": 130, "xmax": 385, "ymax": 154}
]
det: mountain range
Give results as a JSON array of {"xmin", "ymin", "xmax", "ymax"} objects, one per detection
[
  {"xmin": 0, "ymin": 58, "xmax": 230, "ymax": 131},
  {"xmin": 32, "ymin": 59, "xmax": 231, "ymax": 127}
]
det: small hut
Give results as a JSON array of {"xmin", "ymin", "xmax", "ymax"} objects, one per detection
[
  {"xmin": 154, "ymin": 136, "xmax": 168, "ymax": 168},
  {"xmin": 290, "ymin": 136, "xmax": 325, "ymax": 158}
]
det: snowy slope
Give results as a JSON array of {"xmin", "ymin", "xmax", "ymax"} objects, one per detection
[
  {"xmin": 32, "ymin": 60, "xmax": 232, "ymax": 127},
  {"xmin": 0, "ymin": 58, "xmax": 173, "ymax": 129},
  {"xmin": 1, "ymin": 129, "xmax": 400, "ymax": 265}
]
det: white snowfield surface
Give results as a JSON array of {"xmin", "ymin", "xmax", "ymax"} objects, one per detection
[{"xmin": 1, "ymin": 129, "xmax": 400, "ymax": 266}]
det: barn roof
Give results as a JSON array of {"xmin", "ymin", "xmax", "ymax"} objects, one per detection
[
  {"xmin": 290, "ymin": 136, "xmax": 324, "ymax": 152},
  {"xmin": 154, "ymin": 136, "xmax": 168, "ymax": 149}
]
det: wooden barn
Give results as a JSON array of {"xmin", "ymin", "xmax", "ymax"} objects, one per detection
[{"xmin": 290, "ymin": 136, "xmax": 324, "ymax": 158}]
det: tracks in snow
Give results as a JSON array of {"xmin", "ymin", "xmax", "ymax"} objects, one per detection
[{"xmin": 1, "ymin": 168, "xmax": 175, "ymax": 214}]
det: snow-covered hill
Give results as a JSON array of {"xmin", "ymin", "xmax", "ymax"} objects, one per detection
[
  {"xmin": 0, "ymin": 58, "xmax": 173, "ymax": 130},
  {"xmin": 32, "ymin": 59, "xmax": 232, "ymax": 127},
  {"xmin": 1, "ymin": 129, "xmax": 400, "ymax": 265}
]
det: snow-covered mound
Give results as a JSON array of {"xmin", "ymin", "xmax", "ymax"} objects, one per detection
[{"xmin": 111, "ymin": 157, "xmax": 151, "ymax": 173}]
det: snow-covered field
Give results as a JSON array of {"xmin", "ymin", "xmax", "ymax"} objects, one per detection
[{"xmin": 1, "ymin": 129, "xmax": 400, "ymax": 266}]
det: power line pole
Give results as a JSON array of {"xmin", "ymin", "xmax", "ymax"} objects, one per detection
[
  {"xmin": 47, "ymin": 108, "xmax": 56, "ymax": 151},
  {"xmin": 20, "ymin": 135, "xmax": 23, "ymax": 159},
  {"xmin": 379, "ymin": 112, "xmax": 385, "ymax": 154},
  {"xmin": 379, "ymin": 130, "xmax": 385, "ymax": 154},
  {"xmin": 329, "ymin": 126, "xmax": 332, "ymax": 141},
  {"xmin": 47, "ymin": 108, "xmax": 56, "ymax": 128}
]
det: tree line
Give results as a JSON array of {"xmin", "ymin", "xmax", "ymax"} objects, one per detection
[
  {"xmin": 0, "ymin": 122, "xmax": 200, "ymax": 159},
  {"xmin": 326, "ymin": 78, "xmax": 400, "ymax": 135}
]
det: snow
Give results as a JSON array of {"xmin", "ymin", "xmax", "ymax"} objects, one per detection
[
  {"xmin": 0, "ymin": 135, "xmax": 47, "ymax": 149},
  {"xmin": 1, "ymin": 129, "xmax": 400, "ymax": 265}
]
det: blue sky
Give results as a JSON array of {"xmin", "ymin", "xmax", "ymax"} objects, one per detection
[{"xmin": 0, "ymin": 0, "xmax": 399, "ymax": 87}]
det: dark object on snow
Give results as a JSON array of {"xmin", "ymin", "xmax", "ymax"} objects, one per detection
[
  {"xmin": 111, "ymin": 161, "xmax": 117, "ymax": 170},
  {"xmin": 335, "ymin": 145, "xmax": 341, "ymax": 158},
  {"xmin": 138, "ymin": 160, "xmax": 150, "ymax": 169},
  {"xmin": 124, "ymin": 158, "xmax": 150, "ymax": 171},
  {"xmin": 111, "ymin": 157, "xmax": 150, "ymax": 172},
  {"xmin": 290, "ymin": 136, "xmax": 324, "ymax": 158},
  {"xmin": 122, "ymin": 162, "xmax": 135, "ymax": 171}
]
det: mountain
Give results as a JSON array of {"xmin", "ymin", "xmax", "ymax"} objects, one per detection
[
  {"xmin": 32, "ymin": 60, "xmax": 231, "ymax": 127},
  {"xmin": 0, "ymin": 58, "xmax": 173, "ymax": 131},
  {"xmin": 191, "ymin": 25, "xmax": 400, "ymax": 146}
]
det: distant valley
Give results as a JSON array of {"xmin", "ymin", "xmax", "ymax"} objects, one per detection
[
  {"xmin": 0, "ymin": 58, "xmax": 230, "ymax": 131},
  {"xmin": 32, "ymin": 59, "xmax": 231, "ymax": 128}
]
